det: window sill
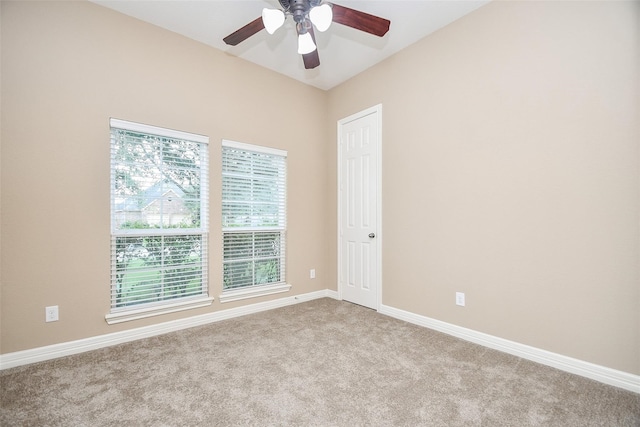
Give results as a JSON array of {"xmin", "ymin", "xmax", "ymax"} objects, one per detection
[
  {"xmin": 105, "ymin": 296, "xmax": 214, "ymax": 325},
  {"xmin": 219, "ymin": 283, "xmax": 291, "ymax": 303}
]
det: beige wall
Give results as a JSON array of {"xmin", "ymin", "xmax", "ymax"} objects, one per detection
[
  {"xmin": 2, "ymin": 0, "xmax": 638, "ymax": 377},
  {"xmin": 0, "ymin": 1, "xmax": 330, "ymax": 353},
  {"xmin": 328, "ymin": 1, "xmax": 639, "ymax": 374}
]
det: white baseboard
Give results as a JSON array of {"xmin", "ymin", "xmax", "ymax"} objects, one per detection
[
  {"xmin": 0, "ymin": 289, "xmax": 339, "ymax": 370},
  {"xmin": 379, "ymin": 303, "xmax": 640, "ymax": 394},
  {"xmin": 2, "ymin": 290, "xmax": 637, "ymax": 395}
]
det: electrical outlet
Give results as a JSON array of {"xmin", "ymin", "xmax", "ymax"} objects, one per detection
[
  {"xmin": 310, "ymin": 269, "xmax": 316, "ymax": 279},
  {"xmin": 45, "ymin": 305, "xmax": 59, "ymax": 322},
  {"xmin": 455, "ymin": 292, "xmax": 465, "ymax": 307}
]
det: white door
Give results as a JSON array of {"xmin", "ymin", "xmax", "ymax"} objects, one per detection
[{"xmin": 338, "ymin": 105, "xmax": 381, "ymax": 310}]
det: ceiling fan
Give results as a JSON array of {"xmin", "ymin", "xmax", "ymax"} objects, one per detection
[{"xmin": 223, "ymin": 0, "xmax": 390, "ymax": 69}]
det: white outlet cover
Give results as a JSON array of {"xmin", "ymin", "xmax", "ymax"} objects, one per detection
[
  {"xmin": 456, "ymin": 292, "xmax": 465, "ymax": 307},
  {"xmin": 45, "ymin": 305, "xmax": 59, "ymax": 322}
]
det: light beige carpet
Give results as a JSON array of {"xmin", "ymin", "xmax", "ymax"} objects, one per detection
[{"xmin": 1, "ymin": 298, "xmax": 638, "ymax": 426}]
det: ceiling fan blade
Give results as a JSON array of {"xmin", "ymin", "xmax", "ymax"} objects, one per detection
[
  {"xmin": 303, "ymin": 50, "xmax": 320, "ymax": 69},
  {"xmin": 330, "ymin": 3, "xmax": 390, "ymax": 37},
  {"xmin": 223, "ymin": 17, "xmax": 265, "ymax": 46},
  {"xmin": 302, "ymin": 27, "xmax": 320, "ymax": 69}
]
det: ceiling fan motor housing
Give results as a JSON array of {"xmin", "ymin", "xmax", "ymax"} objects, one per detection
[
  {"xmin": 292, "ymin": 0, "xmax": 309, "ymax": 23},
  {"xmin": 278, "ymin": 0, "xmax": 324, "ymax": 22}
]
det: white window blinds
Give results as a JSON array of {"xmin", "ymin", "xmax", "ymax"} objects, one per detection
[
  {"xmin": 110, "ymin": 119, "xmax": 209, "ymax": 313},
  {"xmin": 222, "ymin": 140, "xmax": 287, "ymax": 291}
]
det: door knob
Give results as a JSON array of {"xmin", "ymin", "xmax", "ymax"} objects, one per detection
[{"xmin": 368, "ymin": 233, "xmax": 376, "ymax": 238}]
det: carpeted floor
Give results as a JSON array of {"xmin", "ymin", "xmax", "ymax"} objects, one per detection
[{"xmin": 1, "ymin": 298, "xmax": 639, "ymax": 426}]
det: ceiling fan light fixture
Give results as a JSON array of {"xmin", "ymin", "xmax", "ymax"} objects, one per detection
[
  {"xmin": 297, "ymin": 31, "xmax": 316, "ymax": 54},
  {"xmin": 309, "ymin": 4, "xmax": 332, "ymax": 32},
  {"xmin": 262, "ymin": 8, "xmax": 285, "ymax": 34}
]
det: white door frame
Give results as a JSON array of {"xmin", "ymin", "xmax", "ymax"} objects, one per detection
[{"xmin": 337, "ymin": 104, "xmax": 382, "ymax": 310}]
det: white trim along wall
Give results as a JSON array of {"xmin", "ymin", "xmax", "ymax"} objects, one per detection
[
  {"xmin": 378, "ymin": 304, "xmax": 640, "ymax": 394},
  {"xmin": 1, "ymin": 291, "xmax": 638, "ymax": 394}
]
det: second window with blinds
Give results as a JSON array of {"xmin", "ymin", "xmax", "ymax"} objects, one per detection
[{"xmin": 221, "ymin": 140, "xmax": 289, "ymax": 303}]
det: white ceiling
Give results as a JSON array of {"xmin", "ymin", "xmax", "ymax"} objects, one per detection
[{"xmin": 91, "ymin": 0, "xmax": 490, "ymax": 91}]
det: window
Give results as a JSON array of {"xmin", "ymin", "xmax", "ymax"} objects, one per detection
[
  {"xmin": 107, "ymin": 119, "xmax": 211, "ymax": 324},
  {"xmin": 221, "ymin": 140, "xmax": 289, "ymax": 302}
]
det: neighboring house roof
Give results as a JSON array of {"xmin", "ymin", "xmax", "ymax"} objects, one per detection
[{"xmin": 115, "ymin": 181, "xmax": 186, "ymax": 212}]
